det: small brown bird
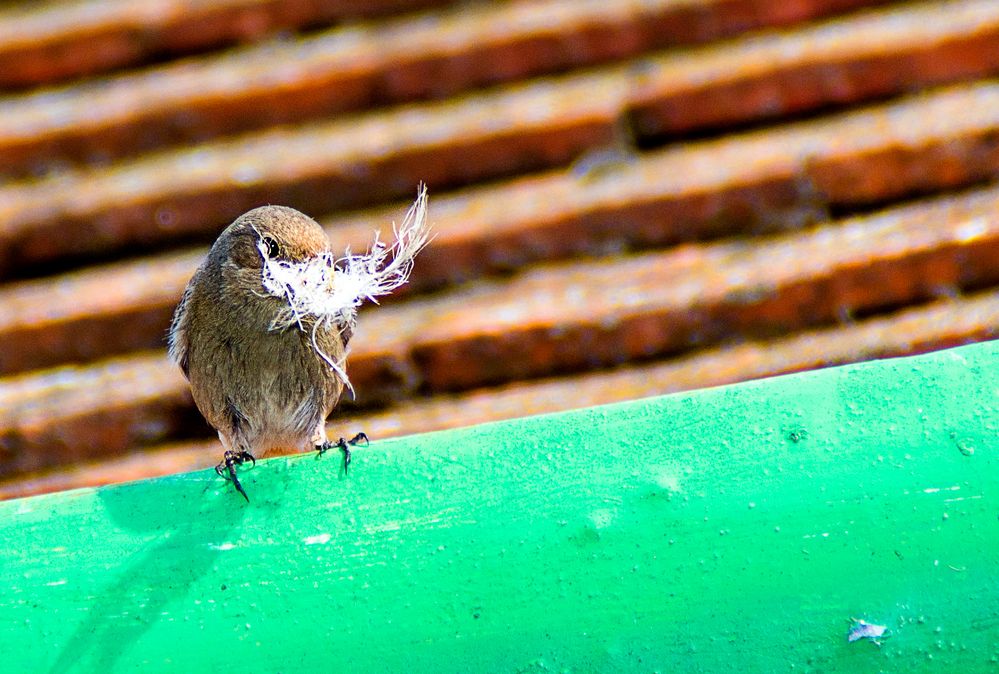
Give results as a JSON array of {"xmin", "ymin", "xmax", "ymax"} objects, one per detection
[{"xmin": 169, "ymin": 188, "xmax": 429, "ymax": 500}]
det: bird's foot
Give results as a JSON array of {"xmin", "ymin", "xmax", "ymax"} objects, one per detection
[
  {"xmin": 317, "ymin": 432, "xmax": 368, "ymax": 473},
  {"xmin": 215, "ymin": 449, "xmax": 256, "ymax": 502}
]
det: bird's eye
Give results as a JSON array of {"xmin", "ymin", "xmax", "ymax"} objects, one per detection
[{"xmin": 261, "ymin": 235, "xmax": 280, "ymax": 259}]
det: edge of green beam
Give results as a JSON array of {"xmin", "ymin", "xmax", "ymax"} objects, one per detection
[{"xmin": 1, "ymin": 340, "xmax": 997, "ymax": 673}]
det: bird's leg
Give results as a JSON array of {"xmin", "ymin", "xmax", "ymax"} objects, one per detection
[
  {"xmin": 215, "ymin": 449, "xmax": 256, "ymax": 502},
  {"xmin": 317, "ymin": 432, "xmax": 368, "ymax": 473}
]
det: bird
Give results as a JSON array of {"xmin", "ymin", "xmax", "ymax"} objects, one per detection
[
  {"xmin": 169, "ymin": 205, "xmax": 363, "ymax": 501},
  {"xmin": 170, "ymin": 189, "xmax": 429, "ymax": 500}
]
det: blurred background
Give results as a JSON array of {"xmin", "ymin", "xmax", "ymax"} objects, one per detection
[{"xmin": 1, "ymin": 0, "xmax": 998, "ymax": 499}]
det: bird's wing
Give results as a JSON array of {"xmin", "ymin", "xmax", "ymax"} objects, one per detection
[{"xmin": 167, "ymin": 280, "xmax": 195, "ymax": 379}]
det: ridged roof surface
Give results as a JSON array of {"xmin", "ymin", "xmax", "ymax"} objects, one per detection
[{"xmin": 2, "ymin": 0, "xmax": 998, "ymax": 498}]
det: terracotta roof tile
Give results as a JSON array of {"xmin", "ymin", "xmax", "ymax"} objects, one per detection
[
  {"xmin": 2, "ymin": 0, "xmax": 998, "ymax": 498},
  {"xmin": 3, "ymin": 184, "xmax": 997, "ymax": 474},
  {"xmin": 0, "ymin": 0, "xmax": 455, "ymax": 89},
  {"xmin": 3, "ymin": 285, "xmax": 995, "ymax": 500},
  {"xmin": 4, "ymin": 84, "xmax": 999, "ymax": 371},
  {"xmin": 0, "ymin": 1, "xmax": 986, "ymax": 178}
]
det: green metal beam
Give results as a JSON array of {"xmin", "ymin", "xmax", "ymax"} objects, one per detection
[{"xmin": 2, "ymin": 341, "xmax": 997, "ymax": 672}]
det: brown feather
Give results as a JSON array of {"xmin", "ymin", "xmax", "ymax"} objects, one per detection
[{"xmin": 169, "ymin": 206, "xmax": 347, "ymax": 458}]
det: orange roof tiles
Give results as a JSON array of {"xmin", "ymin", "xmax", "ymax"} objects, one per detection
[{"xmin": 2, "ymin": 0, "xmax": 998, "ymax": 498}]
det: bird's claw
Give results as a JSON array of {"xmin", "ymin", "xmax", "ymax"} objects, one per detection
[
  {"xmin": 215, "ymin": 449, "xmax": 256, "ymax": 501},
  {"xmin": 317, "ymin": 432, "xmax": 368, "ymax": 473}
]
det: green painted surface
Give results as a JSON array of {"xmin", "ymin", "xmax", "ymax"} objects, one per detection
[{"xmin": 1, "ymin": 341, "xmax": 998, "ymax": 672}]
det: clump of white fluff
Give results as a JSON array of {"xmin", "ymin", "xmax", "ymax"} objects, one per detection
[{"xmin": 256, "ymin": 184, "xmax": 430, "ymax": 395}]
